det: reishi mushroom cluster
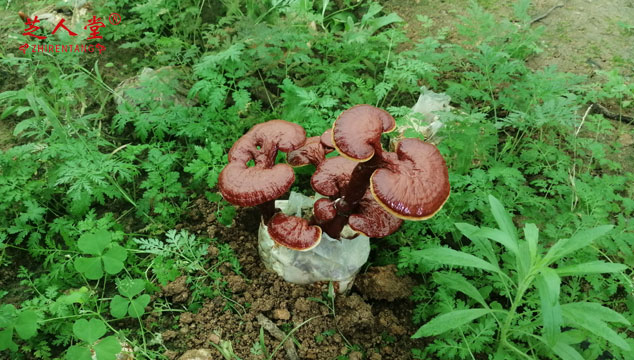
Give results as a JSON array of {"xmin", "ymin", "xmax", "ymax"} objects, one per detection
[{"xmin": 218, "ymin": 104, "xmax": 450, "ymax": 251}]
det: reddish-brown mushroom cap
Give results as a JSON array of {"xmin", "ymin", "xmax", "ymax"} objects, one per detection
[
  {"xmin": 267, "ymin": 213, "xmax": 322, "ymax": 251},
  {"xmin": 348, "ymin": 190, "xmax": 403, "ymax": 237},
  {"xmin": 313, "ymin": 198, "xmax": 336, "ymax": 223},
  {"xmin": 287, "ymin": 136, "xmax": 333, "ymax": 167},
  {"xmin": 370, "ymin": 138, "xmax": 450, "ymax": 220},
  {"xmin": 311, "ymin": 156, "xmax": 357, "ymax": 197},
  {"xmin": 320, "ymin": 129, "xmax": 334, "ymax": 149},
  {"xmin": 219, "ymin": 120, "xmax": 307, "ymax": 207},
  {"xmin": 331, "ymin": 105, "xmax": 396, "ymax": 162}
]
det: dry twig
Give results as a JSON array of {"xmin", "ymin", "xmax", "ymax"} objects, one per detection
[{"xmin": 256, "ymin": 313, "xmax": 300, "ymax": 360}]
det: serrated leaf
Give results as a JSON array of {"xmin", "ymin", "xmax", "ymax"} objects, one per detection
[
  {"xmin": 66, "ymin": 345, "xmax": 92, "ymax": 360},
  {"xmin": 561, "ymin": 302, "xmax": 630, "ymax": 350},
  {"xmin": 93, "ymin": 336, "xmax": 121, "ymax": 360},
  {"xmin": 415, "ymin": 247, "xmax": 498, "ymax": 272},
  {"xmin": 117, "ymin": 278, "xmax": 145, "ymax": 298},
  {"xmin": 110, "ymin": 296, "xmax": 129, "ymax": 319},
  {"xmin": 556, "ymin": 261, "xmax": 627, "ymax": 277},
  {"xmin": 545, "ymin": 225, "xmax": 613, "ymax": 264},
  {"xmin": 74, "ymin": 257, "xmax": 104, "ymax": 280},
  {"xmin": 128, "ymin": 294, "xmax": 150, "ymax": 318},
  {"xmin": 77, "ymin": 230, "xmax": 112, "ymax": 256},
  {"xmin": 535, "ymin": 268, "xmax": 562, "ymax": 346},
  {"xmin": 102, "ymin": 245, "xmax": 127, "ymax": 275},
  {"xmin": 488, "ymin": 195, "xmax": 518, "ymax": 245},
  {"xmin": 73, "ymin": 318, "xmax": 106, "ymax": 344},
  {"xmin": 14, "ymin": 310, "xmax": 39, "ymax": 339},
  {"xmin": 412, "ymin": 308, "xmax": 491, "ymax": 338},
  {"xmin": 432, "ymin": 272, "xmax": 488, "ymax": 308}
]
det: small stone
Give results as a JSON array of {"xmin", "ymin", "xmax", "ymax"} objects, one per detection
[
  {"xmin": 208, "ymin": 334, "xmax": 221, "ymax": 344},
  {"xmin": 369, "ymin": 353, "xmax": 382, "ymax": 360},
  {"xmin": 162, "ymin": 330, "xmax": 177, "ymax": 341},
  {"xmin": 180, "ymin": 312, "xmax": 193, "ymax": 324},
  {"xmin": 179, "ymin": 326, "xmax": 189, "ymax": 334},
  {"xmin": 618, "ymin": 133, "xmax": 634, "ymax": 147},
  {"xmin": 349, "ymin": 351, "xmax": 363, "ymax": 360},
  {"xmin": 272, "ymin": 308, "xmax": 291, "ymax": 320},
  {"xmin": 163, "ymin": 350, "xmax": 178, "ymax": 360},
  {"xmin": 178, "ymin": 349, "xmax": 213, "ymax": 360}
]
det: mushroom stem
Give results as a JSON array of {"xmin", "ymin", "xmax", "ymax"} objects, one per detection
[
  {"xmin": 337, "ymin": 155, "xmax": 382, "ymax": 214},
  {"xmin": 259, "ymin": 200, "xmax": 276, "ymax": 223}
]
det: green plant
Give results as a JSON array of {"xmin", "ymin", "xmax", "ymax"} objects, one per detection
[
  {"xmin": 407, "ymin": 195, "xmax": 632, "ymax": 359},
  {"xmin": 65, "ymin": 319, "xmax": 121, "ymax": 360},
  {"xmin": 74, "ymin": 230, "xmax": 127, "ymax": 280}
]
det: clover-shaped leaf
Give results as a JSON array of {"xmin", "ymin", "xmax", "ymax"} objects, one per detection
[
  {"xmin": 67, "ymin": 318, "xmax": 121, "ymax": 360},
  {"xmin": 0, "ymin": 304, "xmax": 39, "ymax": 352},
  {"xmin": 73, "ymin": 318, "xmax": 106, "ymax": 344},
  {"xmin": 110, "ymin": 278, "xmax": 151, "ymax": 319},
  {"xmin": 74, "ymin": 230, "xmax": 127, "ymax": 280}
]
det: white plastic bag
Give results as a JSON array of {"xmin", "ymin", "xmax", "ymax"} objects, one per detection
[{"xmin": 258, "ymin": 192, "xmax": 370, "ymax": 292}]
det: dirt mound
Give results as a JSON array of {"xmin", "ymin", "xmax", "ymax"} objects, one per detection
[{"xmin": 159, "ymin": 198, "xmax": 422, "ymax": 359}]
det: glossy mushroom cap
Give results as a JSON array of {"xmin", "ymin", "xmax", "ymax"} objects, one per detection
[
  {"xmin": 332, "ymin": 105, "xmax": 396, "ymax": 161},
  {"xmin": 313, "ymin": 198, "xmax": 337, "ymax": 223},
  {"xmin": 219, "ymin": 120, "xmax": 306, "ymax": 207},
  {"xmin": 320, "ymin": 129, "xmax": 334, "ymax": 149},
  {"xmin": 370, "ymin": 138, "xmax": 450, "ymax": 220},
  {"xmin": 287, "ymin": 136, "xmax": 333, "ymax": 167},
  {"xmin": 310, "ymin": 156, "xmax": 357, "ymax": 197},
  {"xmin": 267, "ymin": 213, "xmax": 322, "ymax": 251},
  {"xmin": 349, "ymin": 190, "xmax": 403, "ymax": 238}
]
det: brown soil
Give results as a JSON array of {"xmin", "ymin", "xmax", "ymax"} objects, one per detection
[{"xmin": 154, "ymin": 198, "xmax": 422, "ymax": 360}]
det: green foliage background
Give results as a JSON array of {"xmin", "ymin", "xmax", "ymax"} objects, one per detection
[{"xmin": 0, "ymin": 0, "xmax": 632, "ymax": 359}]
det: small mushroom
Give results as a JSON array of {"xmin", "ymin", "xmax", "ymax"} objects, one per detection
[
  {"xmin": 310, "ymin": 156, "xmax": 357, "ymax": 197},
  {"xmin": 287, "ymin": 135, "xmax": 333, "ymax": 167},
  {"xmin": 219, "ymin": 120, "xmax": 306, "ymax": 207},
  {"xmin": 331, "ymin": 105, "xmax": 396, "ymax": 161},
  {"xmin": 267, "ymin": 213, "xmax": 322, "ymax": 251},
  {"xmin": 348, "ymin": 190, "xmax": 403, "ymax": 237},
  {"xmin": 370, "ymin": 138, "xmax": 450, "ymax": 220},
  {"xmin": 313, "ymin": 198, "xmax": 336, "ymax": 223}
]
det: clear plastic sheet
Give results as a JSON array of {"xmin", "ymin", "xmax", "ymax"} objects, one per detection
[{"xmin": 258, "ymin": 192, "xmax": 370, "ymax": 292}]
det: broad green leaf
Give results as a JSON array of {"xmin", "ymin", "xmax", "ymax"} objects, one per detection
[
  {"xmin": 93, "ymin": 336, "xmax": 122, "ymax": 360},
  {"xmin": 455, "ymin": 222, "xmax": 497, "ymax": 265},
  {"xmin": 66, "ymin": 345, "xmax": 92, "ymax": 360},
  {"xmin": 117, "ymin": 278, "xmax": 145, "ymax": 298},
  {"xmin": 488, "ymin": 195, "xmax": 518, "ymax": 244},
  {"xmin": 476, "ymin": 227, "xmax": 519, "ymax": 256},
  {"xmin": 562, "ymin": 302, "xmax": 630, "ymax": 326},
  {"xmin": 128, "ymin": 294, "xmax": 151, "ymax": 318},
  {"xmin": 110, "ymin": 296, "xmax": 129, "ymax": 319},
  {"xmin": 556, "ymin": 261, "xmax": 627, "ymax": 276},
  {"xmin": 535, "ymin": 268, "xmax": 561, "ymax": 346},
  {"xmin": 14, "ymin": 310, "xmax": 39, "ymax": 339},
  {"xmin": 412, "ymin": 308, "xmax": 491, "ymax": 338},
  {"xmin": 0, "ymin": 328, "xmax": 17, "ymax": 352},
  {"xmin": 74, "ymin": 257, "xmax": 104, "ymax": 280},
  {"xmin": 551, "ymin": 341, "xmax": 584, "ymax": 360},
  {"xmin": 73, "ymin": 318, "xmax": 107, "ymax": 344},
  {"xmin": 102, "ymin": 245, "xmax": 127, "ymax": 275},
  {"xmin": 561, "ymin": 302, "xmax": 630, "ymax": 350},
  {"xmin": 432, "ymin": 272, "xmax": 488, "ymax": 308},
  {"xmin": 545, "ymin": 225, "xmax": 613, "ymax": 264},
  {"xmin": 415, "ymin": 247, "xmax": 498, "ymax": 272},
  {"xmin": 77, "ymin": 230, "xmax": 112, "ymax": 256},
  {"xmin": 0, "ymin": 304, "xmax": 17, "ymax": 327},
  {"xmin": 523, "ymin": 223, "xmax": 539, "ymax": 261}
]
